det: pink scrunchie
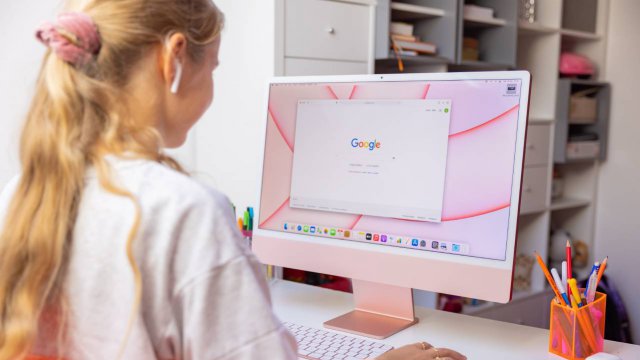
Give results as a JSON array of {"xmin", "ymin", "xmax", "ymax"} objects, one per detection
[{"xmin": 35, "ymin": 12, "xmax": 101, "ymax": 67}]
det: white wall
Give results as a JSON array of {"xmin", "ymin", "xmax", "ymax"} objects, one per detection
[
  {"xmin": 0, "ymin": 0, "xmax": 272, "ymax": 209},
  {"xmin": 596, "ymin": 0, "xmax": 640, "ymax": 345},
  {"xmin": 0, "ymin": 1, "xmax": 197, "ymax": 186},
  {"xmin": 0, "ymin": 1, "xmax": 62, "ymax": 189},
  {"xmin": 192, "ymin": 0, "xmax": 275, "ymax": 212}
]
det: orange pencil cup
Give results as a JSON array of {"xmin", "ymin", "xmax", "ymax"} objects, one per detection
[{"xmin": 549, "ymin": 291, "xmax": 606, "ymax": 360}]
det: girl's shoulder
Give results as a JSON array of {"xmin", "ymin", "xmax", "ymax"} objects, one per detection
[{"xmin": 104, "ymin": 156, "xmax": 233, "ymax": 216}]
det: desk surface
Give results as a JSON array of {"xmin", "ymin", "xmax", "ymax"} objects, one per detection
[{"xmin": 270, "ymin": 280, "xmax": 640, "ymax": 360}]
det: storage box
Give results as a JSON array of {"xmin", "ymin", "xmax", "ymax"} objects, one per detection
[
  {"xmin": 566, "ymin": 141, "xmax": 600, "ymax": 160},
  {"xmin": 463, "ymin": 4, "xmax": 494, "ymax": 20},
  {"xmin": 570, "ymin": 96, "xmax": 597, "ymax": 124},
  {"xmin": 549, "ymin": 292, "xmax": 606, "ymax": 360}
]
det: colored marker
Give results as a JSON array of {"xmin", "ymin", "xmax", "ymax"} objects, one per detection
[
  {"xmin": 243, "ymin": 210, "xmax": 250, "ymax": 231},
  {"xmin": 566, "ymin": 240, "xmax": 573, "ymax": 297},
  {"xmin": 248, "ymin": 207, "xmax": 254, "ymax": 230},
  {"xmin": 237, "ymin": 218, "xmax": 244, "ymax": 231},
  {"xmin": 551, "ymin": 268, "xmax": 571, "ymax": 306},
  {"xmin": 568, "ymin": 278, "xmax": 583, "ymax": 307}
]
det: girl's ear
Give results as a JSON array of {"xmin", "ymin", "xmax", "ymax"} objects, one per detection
[{"xmin": 161, "ymin": 33, "xmax": 187, "ymax": 93}]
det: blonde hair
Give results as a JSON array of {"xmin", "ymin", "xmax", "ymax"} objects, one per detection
[{"xmin": 0, "ymin": 0, "xmax": 223, "ymax": 358}]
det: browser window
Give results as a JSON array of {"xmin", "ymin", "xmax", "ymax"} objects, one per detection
[{"xmin": 290, "ymin": 99, "xmax": 451, "ymax": 222}]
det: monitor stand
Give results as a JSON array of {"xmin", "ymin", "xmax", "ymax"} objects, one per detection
[{"xmin": 323, "ymin": 279, "xmax": 418, "ymax": 339}]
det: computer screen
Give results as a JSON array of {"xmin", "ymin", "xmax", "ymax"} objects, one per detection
[{"xmin": 258, "ymin": 76, "xmax": 525, "ymax": 262}]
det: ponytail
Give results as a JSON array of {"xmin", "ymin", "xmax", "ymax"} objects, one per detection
[{"xmin": 0, "ymin": 0, "xmax": 223, "ymax": 357}]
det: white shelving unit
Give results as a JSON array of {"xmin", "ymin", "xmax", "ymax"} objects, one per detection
[
  {"xmin": 374, "ymin": 0, "xmax": 611, "ymax": 326},
  {"xmin": 461, "ymin": 0, "xmax": 610, "ymax": 323}
]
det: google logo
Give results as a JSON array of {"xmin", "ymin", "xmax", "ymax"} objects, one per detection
[{"xmin": 351, "ymin": 138, "xmax": 381, "ymax": 151}]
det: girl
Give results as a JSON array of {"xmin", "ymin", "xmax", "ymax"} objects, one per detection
[{"xmin": 0, "ymin": 0, "xmax": 465, "ymax": 359}]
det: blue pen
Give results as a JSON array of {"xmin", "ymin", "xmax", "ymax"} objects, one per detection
[{"xmin": 584, "ymin": 261, "xmax": 600, "ymax": 298}]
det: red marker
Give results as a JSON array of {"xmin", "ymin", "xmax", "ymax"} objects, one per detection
[{"xmin": 566, "ymin": 240, "xmax": 572, "ymax": 297}]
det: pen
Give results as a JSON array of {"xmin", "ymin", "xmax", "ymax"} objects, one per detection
[
  {"xmin": 568, "ymin": 278, "xmax": 583, "ymax": 307},
  {"xmin": 551, "ymin": 268, "xmax": 571, "ymax": 306},
  {"xmin": 584, "ymin": 261, "xmax": 600, "ymax": 299},
  {"xmin": 586, "ymin": 271, "xmax": 598, "ymax": 304},
  {"xmin": 561, "ymin": 261, "xmax": 568, "ymax": 297},
  {"xmin": 237, "ymin": 218, "xmax": 244, "ymax": 231}
]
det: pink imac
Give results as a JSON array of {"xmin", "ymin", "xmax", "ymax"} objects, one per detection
[{"xmin": 253, "ymin": 71, "xmax": 532, "ymax": 339}]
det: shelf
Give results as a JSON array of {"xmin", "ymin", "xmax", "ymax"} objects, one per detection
[
  {"xmin": 549, "ymin": 197, "xmax": 591, "ymax": 212},
  {"xmin": 518, "ymin": 21, "xmax": 558, "ymax": 35},
  {"xmin": 378, "ymin": 53, "xmax": 450, "ymax": 67},
  {"xmin": 529, "ymin": 118, "xmax": 555, "ymax": 124},
  {"xmin": 450, "ymin": 60, "xmax": 512, "ymax": 71},
  {"xmin": 556, "ymin": 157, "xmax": 598, "ymax": 165},
  {"xmin": 390, "ymin": 2, "xmax": 445, "ymax": 21},
  {"xmin": 563, "ymin": 78, "xmax": 608, "ymax": 87},
  {"xmin": 463, "ymin": 15, "xmax": 507, "ymax": 28},
  {"xmin": 560, "ymin": 28, "xmax": 601, "ymax": 41},
  {"xmin": 520, "ymin": 207, "xmax": 546, "ymax": 216}
]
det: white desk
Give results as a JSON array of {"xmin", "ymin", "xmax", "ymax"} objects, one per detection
[{"xmin": 270, "ymin": 280, "xmax": 640, "ymax": 359}]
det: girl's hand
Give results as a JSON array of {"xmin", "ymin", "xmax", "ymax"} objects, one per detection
[{"xmin": 375, "ymin": 342, "xmax": 467, "ymax": 360}]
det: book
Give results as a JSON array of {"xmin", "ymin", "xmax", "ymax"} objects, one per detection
[
  {"xmin": 395, "ymin": 49, "xmax": 418, "ymax": 56},
  {"xmin": 391, "ymin": 38, "xmax": 437, "ymax": 55},
  {"xmin": 390, "ymin": 22, "xmax": 414, "ymax": 36},
  {"xmin": 391, "ymin": 33, "xmax": 419, "ymax": 42}
]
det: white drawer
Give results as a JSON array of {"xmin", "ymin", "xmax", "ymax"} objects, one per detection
[
  {"xmin": 285, "ymin": 0, "xmax": 370, "ymax": 62},
  {"xmin": 285, "ymin": 57, "xmax": 368, "ymax": 75},
  {"xmin": 520, "ymin": 167, "xmax": 549, "ymax": 214},
  {"xmin": 524, "ymin": 124, "xmax": 551, "ymax": 166}
]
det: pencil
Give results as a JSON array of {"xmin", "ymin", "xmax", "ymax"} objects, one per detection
[
  {"xmin": 596, "ymin": 256, "xmax": 608, "ymax": 286},
  {"xmin": 535, "ymin": 252, "xmax": 563, "ymax": 304},
  {"xmin": 390, "ymin": 38, "xmax": 405, "ymax": 72}
]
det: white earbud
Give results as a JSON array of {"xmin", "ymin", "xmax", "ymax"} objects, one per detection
[{"xmin": 170, "ymin": 60, "xmax": 183, "ymax": 94}]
